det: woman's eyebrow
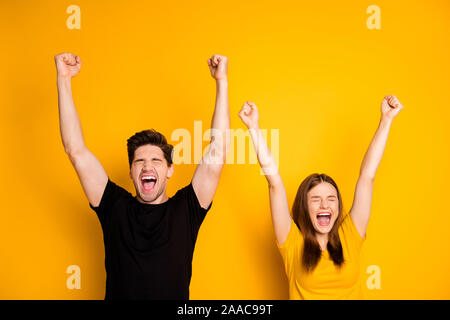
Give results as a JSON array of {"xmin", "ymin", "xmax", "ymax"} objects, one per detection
[{"xmin": 310, "ymin": 195, "xmax": 336, "ymax": 199}]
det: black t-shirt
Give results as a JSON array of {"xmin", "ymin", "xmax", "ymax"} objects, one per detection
[{"xmin": 89, "ymin": 179, "xmax": 211, "ymax": 300}]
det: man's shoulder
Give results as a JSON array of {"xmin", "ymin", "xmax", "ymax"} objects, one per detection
[
  {"xmin": 101, "ymin": 179, "xmax": 134, "ymax": 207},
  {"xmin": 169, "ymin": 183, "xmax": 193, "ymax": 201},
  {"xmin": 107, "ymin": 179, "xmax": 132, "ymax": 195}
]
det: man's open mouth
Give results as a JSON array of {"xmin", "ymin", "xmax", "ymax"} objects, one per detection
[
  {"xmin": 140, "ymin": 175, "xmax": 157, "ymax": 193},
  {"xmin": 316, "ymin": 212, "xmax": 331, "ymax": 226}
]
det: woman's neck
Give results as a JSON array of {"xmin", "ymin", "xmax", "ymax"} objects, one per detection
[{"xmin": 316, "ymin": 233, "xmax": 329, "ymax": 251}]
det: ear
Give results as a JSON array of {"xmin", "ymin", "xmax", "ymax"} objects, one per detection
[{"xmin": 167, "ymin": 164, "xmax": 174, "ymax": 179}]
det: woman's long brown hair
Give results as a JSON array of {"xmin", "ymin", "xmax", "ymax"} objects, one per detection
[{"xmin": 292, "ymin": 173, "xmax": 345, "ymax": 272}]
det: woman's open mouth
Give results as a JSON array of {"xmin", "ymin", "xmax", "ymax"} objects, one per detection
[
  {"xmin": 316, "ymin": 212, "xmax": 331, "ymax": 226},
  {"xmin": 140, "ymin": 174, "xmax": 157, "ymax": 193}
]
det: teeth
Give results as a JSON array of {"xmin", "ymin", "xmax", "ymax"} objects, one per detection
[
  {"xmin": 141, "ymin": 176, "xmax": 156, "ymax": 182},
  {"xmin": 317, "ymin": 213, "xmax": 331, "ymax": 217}
]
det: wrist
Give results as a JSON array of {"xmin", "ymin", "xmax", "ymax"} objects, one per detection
[
  {"xmin": 215, "ymin": 78, "xmax": 228, "ymax": 86},
  {"xmin": 379, "ymin": 115, "xmax": 393, "ymax": 128},
  {"xmin": 248, "ymin": 123, "xmax": 260, "ymax": 131},
  {"xmin": 57, "ymin": 75, "xmax": 72, "ymax": 83}
]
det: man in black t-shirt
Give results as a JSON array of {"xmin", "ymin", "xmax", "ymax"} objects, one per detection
[{"xmin": 55, "ymin": 52, "xmax": 230, "ymax": 299}]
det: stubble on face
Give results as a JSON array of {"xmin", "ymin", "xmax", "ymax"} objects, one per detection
[{"xmin": 130, "ymin": 145, "xmax": 172, "ymax": 204}]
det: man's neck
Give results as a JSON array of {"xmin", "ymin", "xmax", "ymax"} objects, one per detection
[{"xmin": 136, "ymin": 192, "xmax": 169, "ymax": 205}]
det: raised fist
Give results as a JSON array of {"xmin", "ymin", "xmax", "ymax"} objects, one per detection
[
  {"xmin": 54, "ymin": 53, "xmax": 82, "ymax": 78},
  {"xmin": 238, "ymin": 101, "xmax": 259, "ymax": 129},
  {"xmin": 381, "ymin": 95, "xmax": 404, "ymax": 120},
  {"xmin": 207, "ymin": 54, "xmax": 228, "ymax": 80}
]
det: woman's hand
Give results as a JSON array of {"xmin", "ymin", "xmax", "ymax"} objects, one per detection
[
  {"xmin": 238, "ymin": 101, "xmax": 260, "ymax": 129},
  {"xmin": 381, "ymin": 95, "xmax": 404, "ymax": 121}
]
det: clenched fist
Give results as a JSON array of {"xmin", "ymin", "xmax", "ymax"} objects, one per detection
[
  {"xmin": 238, "ymin": 101, "xmax": 259, "ymax": 129},
  {"xmin": 55, "ymin": 53, "xmax": 82, "ymax": 78},
  {"xmin": 207, "ymin": 54, "xmax": 228, "ymax": 81},
  {"xmin": 381, "ymin": 95, "xmax": 404, "ymax": 120}
]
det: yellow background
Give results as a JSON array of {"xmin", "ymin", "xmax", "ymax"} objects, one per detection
[{"xmin": 1, "ymin": 0, "xmax": 449, "ymax": 299}]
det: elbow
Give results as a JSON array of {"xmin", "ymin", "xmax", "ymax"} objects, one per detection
[
  {"xmin": 205, "ymin": 138, "xmax": 229, "ymax": 167},
  {"xmin": 65, "ymin": 146, "xmax": 87, "ymax": 163},
  {"xmin": 65, "ymin": 149, "xmax": 79, "ymax": 163},
  {"xmin": 267, "ymin": 175, "xmax": 283, "ymax": 191},
  {"xmin": 205, "ymin": 163, "xmax": 224, "ymax": 180},
  {"xmin": 64, "ymin": 145, "xmax": 75, "ymax": 158},
  {"xmin": 64, "ymin": 145, "xmax": 76, "ymax": 156},
  {"xmin": 359, "ymin": 171, "xmax": 375, "ymax": 183}
]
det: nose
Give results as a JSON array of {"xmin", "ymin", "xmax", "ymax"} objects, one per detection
[
  {"xmin": 320, "ymin": 199, "xmax": 329, "ymax": 209},
  {"xmin": 142, "ymin": 161, "xmax": 153, "ymax": 172}
]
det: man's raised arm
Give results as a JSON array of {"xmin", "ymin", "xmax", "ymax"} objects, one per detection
[
  {"xmin": 192, "ymin": 54, "xmax": 230, "ymax": 209},
  {"xmin": 55, "ymin": 52, "xmax": 107, "ymax": 207}
]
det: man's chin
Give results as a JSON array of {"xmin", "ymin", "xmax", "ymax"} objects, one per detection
[
  {"xmin": 136, "ymin": 191, "xmax": 157, "ymax": 204},
  {"xmin": 135, "ymin": 183, "xmax": 167, "ymax": 204}
]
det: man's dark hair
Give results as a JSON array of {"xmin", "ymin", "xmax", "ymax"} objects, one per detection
[{"xmin": 127, "ymin": 129, "xmax": 173, "ymax": 168}]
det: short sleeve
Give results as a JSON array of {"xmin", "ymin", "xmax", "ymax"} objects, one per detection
[
  {"xmin": 339, "ymin": 213, "xmax": 366, "ymax": 252},
  {"xmin": 277, "ymin": 219, "xmax": 304, "ymax": 278},
  {"xmin": 182, "ymin": 183, "xmax": 212, "ymax": 243},
  {"xmin": 89, "ymin": 179, "xmax": 131, "ymax": 226}
]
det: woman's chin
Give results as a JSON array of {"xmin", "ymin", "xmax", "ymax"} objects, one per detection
[{"xmin": 315, "ymin": 224, "xmax": 333, "ymax": 234}]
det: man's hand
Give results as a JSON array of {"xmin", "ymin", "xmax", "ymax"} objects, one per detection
[
  {"xmin": 381, "ymin": 95, "xmax": 404, "ymax": 121},
  {"xmin": 191, "ymin": 54, "xmax": 230, "ymax": 209},
  {"xmin": 55, "ymin": 53, "xmax": 82, "ymax": 79},
  {"xmin": 207, "ymin": 54, "xmax": 228, "ymax": 81},
  {"xmin": 55, "ymin": 52, "xmax": 108, "ymax": 208},
  {"xmin": 238, "ymin": 101, "xmax": 260, "ymax": 130}
]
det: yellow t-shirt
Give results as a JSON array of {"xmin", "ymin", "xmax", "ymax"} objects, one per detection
[{"xmin": 277, "ymin": 213, "xmax": 365, "ymax": 299}]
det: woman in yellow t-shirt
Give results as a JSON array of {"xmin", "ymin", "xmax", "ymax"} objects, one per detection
[{"xmin": 238, "ymin": 95, "xmax": 404, "ymax": 299}]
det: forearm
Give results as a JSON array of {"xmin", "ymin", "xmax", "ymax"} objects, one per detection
[
  {"xmin": 208, "ymin": 79, "xmax": 230, "ymax": 164},
  {"xmin": 250, "ymin": 125, "xmax": 290, "ymax": 245},
  {"xmin": 359, "ymin": 116, "xmax": 393, "ymax": 180},
  {"xmin": 57, "ymin": 76, "xmax": 86, "ymax": 155},
  {"xmin": 248, "ymin": 125, "xmax": 281, "ymax": 186}
]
